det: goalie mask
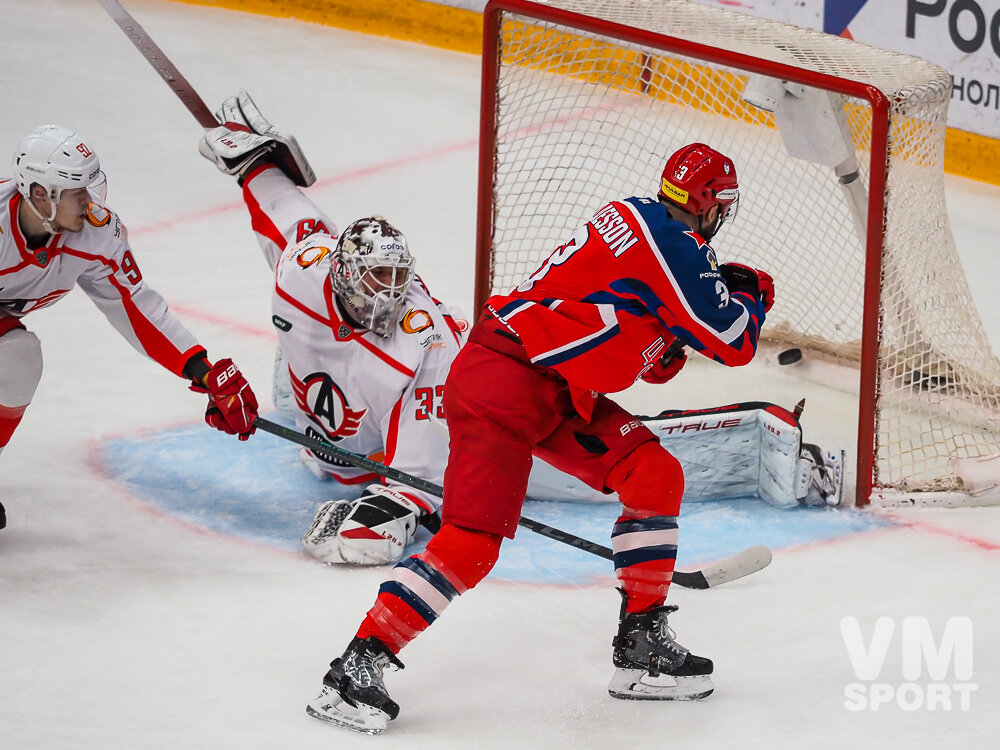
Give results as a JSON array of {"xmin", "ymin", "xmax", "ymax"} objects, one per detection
[
  {"xmin": 658, "ymin": 143, "xmax": 739, "ymax": 240},
  {"xmin": 330, "ymin": 217, "xmax": 415, "ymax": 338}
]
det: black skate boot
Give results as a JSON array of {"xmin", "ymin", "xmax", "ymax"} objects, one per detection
[
  {"xmin": 610, "ymin": 594, "xmax": 714, "ymax": 701},
  {"xmin": 306, "ymin": 636, "xmax": 404, "ymax": 734}
]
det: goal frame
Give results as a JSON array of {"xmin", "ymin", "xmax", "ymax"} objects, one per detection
[{"xmin": 473, "ymin": 0, "xmax": 891, "ymax": 507}]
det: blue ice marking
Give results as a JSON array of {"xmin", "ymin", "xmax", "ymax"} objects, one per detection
[{"xmin": 97, "ymin": 417, "xmax": 893, "ymax": 584}]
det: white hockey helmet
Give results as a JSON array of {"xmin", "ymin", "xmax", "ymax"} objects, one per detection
[
  {"xmin": 12, "ymin": 125, "xmax": 107, "ymax": 205},
  {"xmin": 330, "ymin": 217, "xmax": 415, "ymax": 338}
]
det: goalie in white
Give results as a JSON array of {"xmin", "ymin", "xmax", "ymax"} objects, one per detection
[
  {"xmin": 199, "ymin": 91, "xmax": 844, "ymax": 568},
  {"xmin": 200, "ymin": 92, "xmax": 464, "ymax": 565}
]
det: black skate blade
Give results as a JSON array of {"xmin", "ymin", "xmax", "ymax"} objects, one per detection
[{"xmin": 306, "ymin": 687, "xmax": 390, "ymax": 735}]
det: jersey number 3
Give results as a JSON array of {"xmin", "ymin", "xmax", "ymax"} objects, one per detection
[
  {"xmin": 515, "ymin": 223, "xmax": 589, "ymax": 293},
  {"xmin": 415, "ymin": 385, "xmax": 445, "ymax": 420}
]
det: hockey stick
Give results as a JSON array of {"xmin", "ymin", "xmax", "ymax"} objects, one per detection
[
  {"xmin": 98, "ymin": 0, "xmax": 218, "ymax": 128},
  {"xmin": 254, "ymin": 417, "xmax": 772, "ymax": 589}
]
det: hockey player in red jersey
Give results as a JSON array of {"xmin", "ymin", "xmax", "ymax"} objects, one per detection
[
  {"xmin": 304, "ymin": 143, "xmax": 774, "ymax": 733},
  {"xmin": 0, "ymin": 125, "xmax": 259, "ymax": 531},
  {"xmin": 197, "ymin": 94, "xmax": 839, "ymax": 574}
]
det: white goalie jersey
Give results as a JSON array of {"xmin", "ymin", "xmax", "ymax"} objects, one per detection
[
  {"xmin": 271, "ymin": 236, "xmax": 467, "ymax": 511},
  {"xmin": 242, "ymin": 166, "xmax": 467, "ymax": 513}
]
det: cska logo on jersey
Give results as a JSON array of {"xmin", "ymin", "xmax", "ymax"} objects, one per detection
[{"xmin": 290, "ymin": 369, "xmax": 367, "ymax": 440}]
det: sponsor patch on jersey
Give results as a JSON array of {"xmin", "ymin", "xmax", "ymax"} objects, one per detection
[
  {"xmin": 420, "ymin": 333, "xmax": 446, "ymax": 351},
  {"xmin": 295, "ymin": 243, "xmax": 332, "ymax": 269},
  {"xmin": 34, "ymin": 250, "xmax": 48, "ymax": 267},
  {"xmin": 660, "ymin": 178, "xmax": 689, "ymax": 205},
  {"xmin": 400, "ymin": 308, "xmax": 433, "ymax": 334},
  {"xmin": 85, "ymin": 205, "xmax": 111, "ymax": 228},
  {"xmin": 272, "ymin": 314, "xmax": 292, "ymax": 332}
]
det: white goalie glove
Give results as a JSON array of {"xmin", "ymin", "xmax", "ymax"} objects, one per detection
[
  {"xmin": 301, "ymin": 485, "xmax": 434, "ymax": 565},
  {"xmin": 198, "ymin": 89, "xmax": 316, "ymax": 187}
]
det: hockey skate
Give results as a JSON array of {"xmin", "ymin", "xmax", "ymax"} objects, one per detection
[
  {"xmin": 609, "ymin": 596, "xmax": 714, "ymax": 701},
  {"xmin": 306, "ymin": 636, "xmax": 404, "ymax": 735},
  {"xmin": 798, "ymin": 444, "xmax": 846, "ymax": 507}
]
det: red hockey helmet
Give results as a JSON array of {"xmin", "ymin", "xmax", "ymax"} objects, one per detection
[{"xmin": 658, "ymin": 143, "xmax": 739, "ymax": 225}]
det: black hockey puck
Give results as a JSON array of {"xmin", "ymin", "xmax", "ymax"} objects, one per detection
[{"xmin": 778, "ymin": 348, "xmax": 803, "ymax": 365}]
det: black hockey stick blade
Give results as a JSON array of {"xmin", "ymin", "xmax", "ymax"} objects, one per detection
[
  {"xmin": 253, "ymin": 417, "xmax": 771, "ymax": 588},
  {"xmin": 98, "ymin": 0, "xmax": 219, "ymax": 128}
]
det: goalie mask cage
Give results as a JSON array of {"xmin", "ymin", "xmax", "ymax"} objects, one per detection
[{"xmin": 474, "ymin": 0, "xmax": 1000, "ymax": 507}]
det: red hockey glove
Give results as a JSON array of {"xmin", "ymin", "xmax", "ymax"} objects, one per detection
[
  {"xmin": 190, "ymin": 358, "xmax": 259, "ymax": 441},
  {"xmin": 756, "ymin": 269, "xmax": 775, "ymax": 313},
  {"xmin": 720, "ymin": 263, "xmax": 775, "ymax": 312},
  {"xmin": 641, "ymin": 347, "xmax": 688, "ymax": 384}
]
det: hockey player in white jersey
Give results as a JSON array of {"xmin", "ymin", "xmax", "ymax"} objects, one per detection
[
  {"xmin": 199, "ymin": 92, "xmax": 466, "ymax": 564},
  {"xmin": 198, "ymin": 91, "xmax": 844, "ymax": 569},
  {"xmin": 0, "ymin": 125, "xmax": 259, "ymax": 531}
]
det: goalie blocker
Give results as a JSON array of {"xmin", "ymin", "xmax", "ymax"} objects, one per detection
[{"xmin": 302, "ymin": 400, "xmax": 843, "ymax": 567}]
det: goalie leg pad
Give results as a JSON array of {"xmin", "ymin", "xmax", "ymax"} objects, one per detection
[
  {"xmin": 302, "ymin": 486, "xmax": 424, "ymax": 566},
  {"xmin": 198, "ymin": 90, "xmax": 316, "ymax": 187},
  {"xmin": 271, "ymin": 343, "xmax": 296, "ymax": 417},
  {"xmin": 298, "ymin": 447, "xmax": 332, "ymax": 481}
]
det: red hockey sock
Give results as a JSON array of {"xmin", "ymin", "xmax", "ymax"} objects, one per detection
[
  {"xmin": 356, "ymin": 524, "xmax": 502, "ymax": 652},
  {"xmin": 607, "ymin": 442, "xmax": 683, "ymax": 613},
  {"xmin": 0, "ymin": 404, "xmax": 28, "ymax": 449}
]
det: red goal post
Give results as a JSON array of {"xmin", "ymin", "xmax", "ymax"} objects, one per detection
[{"xmin": 474, "ymin": 0, "xmax": 1000, "ymax": 507}]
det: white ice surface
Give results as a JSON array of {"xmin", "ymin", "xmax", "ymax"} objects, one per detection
[{"xmin": 2, "ymin": 1, "xmax": 999, "ymax": 748}]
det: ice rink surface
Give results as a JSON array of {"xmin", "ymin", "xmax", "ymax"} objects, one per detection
[{"xmin": 2, "ymin": 1, "xmax": 1000, "ymax": 747}]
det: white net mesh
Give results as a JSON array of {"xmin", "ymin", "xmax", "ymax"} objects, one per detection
[{"xmin": 482, "ymin": 0, "xmax": 1000, "ymax": 496}]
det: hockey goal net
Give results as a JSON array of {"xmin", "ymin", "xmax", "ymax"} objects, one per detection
[{"xmin": 474, "ymin": 0, "xmax": 1000, "ymax": 506}]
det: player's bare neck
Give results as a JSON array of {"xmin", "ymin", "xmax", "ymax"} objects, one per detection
[
  {"xmin": 661, "ymin": 199, "xmax": 698, "ymax": 233},
  {"xmin": 17, "ymin": 204, "xmax": 52, "ymax": 249}
]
